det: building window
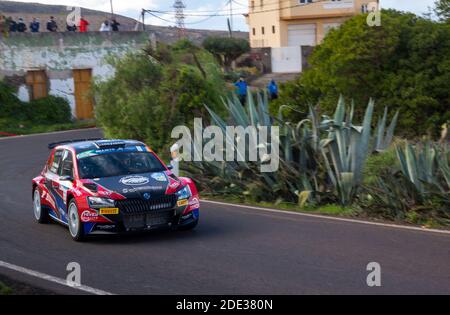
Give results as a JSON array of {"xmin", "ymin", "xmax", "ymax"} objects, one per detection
[
  {"xmin": 299, "ymin": 0, "xmax": 313, "ymax": 4},
  {"xmin": 261, "ymin": 26, "xmax": 265, "ymax": 35},
  {"xmin": 272, "ymin": 25, "xmax": 276, "ymax": 34},
  {"xmin": 252, "ymin": 28, "xmax": 256, "ymax": 35},
  {"xmin": 260, "ymin": 0, "xmax": 264, "ymax": 8},
  {"xmin": 26, "ymin": 70, "xmax": 48, "ymax": 100},
  {"xmin": 362, "ymin": 4, "xmax": 369, "ymax": 13},
  {"xmin": 251, "ymin": 1, "xmax": 255, "ymax": 11}
]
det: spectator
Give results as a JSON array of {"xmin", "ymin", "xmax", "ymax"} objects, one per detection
[
  {"xmin": 66, "ymin": 22, "xmax": 77, "ymax": 32},
  {"xmin": 17, "ymin": 18, "xmax": 27, "ymax": 32},
  {"xmin": 234, "ymin": 77, "xmax": 248, "ymax": 106},
  {"xmin": 78, "ymin": 17, "xmax": 89, "ymax": 33},
  {"xmin": 267, "ymin": 79, "xmax": 279, "ymax": 100},
  {"xmin": 8, "ymin": 17, "xmax": 17, "ymax": 32},
  {"xmin": 99, "ymin": 20, "xmax": 110, "ymax": 32},
  {"xmin": 30, "ymin": 18, "xmax": 40, "ymax": 33},
  {"xmin": 111, "ymin": 19, "xmax": 120, "ymax": 31},
  {"xmin": 47, "ymin": 16, "xmax": 58, "ymax": 32}
]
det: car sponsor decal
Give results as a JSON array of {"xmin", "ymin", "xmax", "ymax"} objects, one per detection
[
  {"xmin": 151, "ymin": 172, "xmax": 167, "ymax": 182},
  {"xmin": 119, "ymin": 175, "xmax": 150, "ymax": 186},
  {"xmin": 81, "ymin": 210, "xmax": 99, "ymax": 222},
  {"xmin": 122, "ymin": 185, "xmax": 164, "ymax": 194},
  {"xmin": 99, "ymin": 208, "xmax": 119, "ymax": 215},
  {"xmin": 177, "ymin": 199, "xmax": 189, "ymax": 207}
]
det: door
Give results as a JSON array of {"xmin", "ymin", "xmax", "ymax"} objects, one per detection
[
  {"xmin": 73, "ymin": 69, "xmax": 94, "ymax": 120},
  {"xmin": 45, "ymin": 149, "xmax": 65, "ymax": 220},
  {"xmin": 26, "ymin": 70, "xmax": 48, "ymax": 100},
  {"xmin": 287, "ymin": 24, "xmax": 317, "ymax": 47},
  {"xmin": 271, "ymin": 47, "xmax": 302, "ymax": 73}
]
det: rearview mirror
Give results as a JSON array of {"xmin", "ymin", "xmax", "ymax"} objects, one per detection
[
  {"xmin": 167, "ymin": 164, "xmax": 174, "ymax": 170},
  {"xmin": 60, "ymin": 175, "xmax": 74, "ymax": 182}
]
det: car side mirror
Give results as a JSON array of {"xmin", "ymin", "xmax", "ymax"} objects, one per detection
[
  {"xmin": 60, "ymin": 175, "xmax": 74, "ymax": 182},
  {"xmin": 167, "ymin": 164, "xmax": 174, "ymax": 170}
]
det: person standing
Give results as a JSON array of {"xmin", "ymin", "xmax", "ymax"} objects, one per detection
[
  {"xmin": 47, "ymin": 16, "xmax": 58, "ymax": 32},
  {"xmin": 66, "ymin": 22, "xmax": 77, "ymax": 32},
  {"xmin": 17, "ymin": 18, "xmax": 27, "ymax": 32},
  {"xmin": 111, "ymin": 18, "xmax": 120, "ymax": 31},
  {"xmin": 78, "ymin": 16, "xmax": 89, "ymax": 33},
  {"xmin": 234, "ymin": 77, "xmax": 248, "ymax": 106},
  {"xmin": 30, "ymin": 18, "xmax": 40, "ymax": 33},
  {"xmin": 99, "ymin": 20, "xmax": 110, "ymax": 32},
  {"xmin": 8, "ymin": 17, "xmax": 17, "ymax": 32},
  {"xmin": 267, "ymin": 79, "xmax": 279, "ymax": 100}
]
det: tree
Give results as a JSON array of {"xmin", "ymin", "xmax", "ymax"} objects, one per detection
[
  {"xmin": 94, "ymin": 40, "xmax": 227, "ymax": 155},
  {"xmin": 202, "ymin": 36, "xmax": 250, "ymax": 72},
  {"xmin": 434, "ymin": 0, "xmax": 450, "ymax": 22},
  {"xmin": 272, "ymin": 10, "xmax": 450, "ymax": 137}
]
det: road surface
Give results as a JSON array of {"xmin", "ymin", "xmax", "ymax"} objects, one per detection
[{"xmin": 0, "ymin": 129, "xmax": 449, "ymax": 294}]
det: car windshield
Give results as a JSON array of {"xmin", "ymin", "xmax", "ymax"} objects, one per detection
[{"xmin": 77, "ymin": 152, "xmax": 166, "ymax": 179}]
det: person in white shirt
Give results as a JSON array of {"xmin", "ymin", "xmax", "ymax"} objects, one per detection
[{"xmin": 99, "ymin": 20, "xmax": 110, "ymax": 32}]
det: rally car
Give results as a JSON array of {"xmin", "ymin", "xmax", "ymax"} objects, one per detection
[{"xmin": 32, "ymin": 139, "xmax": 200, "ymax": 241}]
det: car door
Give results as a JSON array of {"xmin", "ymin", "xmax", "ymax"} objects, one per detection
[
  {"xmin": 44, "ymin": 149, "xmax": 65, "ymax": 221},
  {"xmin": 57, "ymin": 150, "xmax": 75, "ymax": 221}
]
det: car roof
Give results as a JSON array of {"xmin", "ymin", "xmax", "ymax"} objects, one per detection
[{"xmin": 56, "ymin": 139, "xmax": 146, "ymax": 153}]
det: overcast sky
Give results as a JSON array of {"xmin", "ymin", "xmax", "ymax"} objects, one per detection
[{"xmin": 3, "ymin": 0, "xmax": 437, "ymax": 31}]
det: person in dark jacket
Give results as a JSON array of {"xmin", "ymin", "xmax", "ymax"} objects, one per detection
[
  {"xmin": 30, "ymin": 18, "xmax": 40, "ymax": 32},
  {"xmin": 17, "ymin": 18, "xmax": 27, "ymax": 32},
  {"xmin": 8, "ymin": 17, "xmax": 17, "ymax": 32},
  {"xmin": 234, "ymin": 77, "xmax": 248, "ymax": 106},
  {"xmin": 66, "ymin": 22, "xmax": 77, "ymax": 32},
  {"xmin": 46, "ymin": 16, "xmax": 58, "ymax": 32},
  {"xmin": 267, "ymin": 79, "xmax": 279, "ymax": 100},
  {"xmin": 111, "ymin": 19, "xmax": 120, "ymax": 31}
]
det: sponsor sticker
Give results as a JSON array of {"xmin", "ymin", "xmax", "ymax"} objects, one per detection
[
  {"xmin": 177, "ymin": 199, "xmax": 189, "ymax": 207},
  {"xmin": 151, "ymin": 173, "xmax": 167, "ymax": 182},
  {"xmin": 81, "ymin": 210, "xmax": 98, "ymax": 222},
  {"xmin": 119, "ymin": 175, "xmax": 150, "ymax": 186},
  {"xmin": 99, "ymin": 208, "xmax": 119, "ymax": 215}
]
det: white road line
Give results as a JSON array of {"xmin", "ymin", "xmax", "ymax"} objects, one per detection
[
  {"xmin": 0, "ymin": 260, "xmax": 114, "ymax": 295},
  {"xmin": 0, "ymin": 128, "xmax": 100, "ymax": 141},
  {"xmin": 202, "ymin": 200, "xmax": 450, "ymax": 236}
]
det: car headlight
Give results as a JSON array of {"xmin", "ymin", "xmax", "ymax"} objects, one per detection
[
  {"xmin": 87, "ymin": 197, "xmax": 115, "ymax": 209},
  {"xmin": 176, "ymin": 185, "xmax": 191, "ymax": 200}
]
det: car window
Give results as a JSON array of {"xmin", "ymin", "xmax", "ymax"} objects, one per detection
[
  {"xmin": 59, "ymin": 150, "xmax": 74, "ymax": 178},
  {"xmin": 78, "ymin": 152, "xmax": 166, "ymax": 179},
  {"xmin": 49, "ymin": 150, "xmax": 64, "ymax": 174}
]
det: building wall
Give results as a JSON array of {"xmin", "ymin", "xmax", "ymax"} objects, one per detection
[
  {"xmin": 0, "ymin": 31, "xmax": 150, "ymax": 118},
  {"xmin": 247, "ymin": 0, "xmax": 375, "ymax": 48}
]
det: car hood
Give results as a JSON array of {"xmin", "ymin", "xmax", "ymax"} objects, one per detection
[{"xmin": 89, "ymin": 172, "xmax": 172, "ymax": 199}]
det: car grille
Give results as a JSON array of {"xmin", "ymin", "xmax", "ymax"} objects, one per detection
[
  {"xmin": 116, "ymin": 195, "xmax": 177, "ymax": 230},
  {"xmin": 115, "ymin": 195, "xmax": 177, "ymax": 214}
]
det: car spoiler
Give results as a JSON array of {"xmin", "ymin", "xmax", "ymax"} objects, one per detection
[{"xmin": 48, "ymin": 138, "xmax": 104, "ymax": 150}]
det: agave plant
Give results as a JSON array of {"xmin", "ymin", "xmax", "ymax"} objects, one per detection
[
  {"xmin": 184, "ymin": 92, "xmax": 399, "ymax": 206},
  {"xmin": 396, "ymin": 141, "xmax": 449, "ymax": 194}
]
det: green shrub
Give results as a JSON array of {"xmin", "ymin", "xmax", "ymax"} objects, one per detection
[
  {"xmin": 95, "ymin": 40, "xmax": 227, "ymax": 154},
  {"xmin": 28, "ymin": 95, "xmax": 72, "ymax": 124},
  {"xmin": 271, "ymin": 10, "xmax": 450, "ymax": 137}
]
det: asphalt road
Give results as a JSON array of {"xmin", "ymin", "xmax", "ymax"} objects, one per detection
[{"xmin": 0, "ymin": 129, "xmax": 449, "ymax": 295}]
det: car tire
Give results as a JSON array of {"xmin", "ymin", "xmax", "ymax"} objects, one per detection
[
  {"xmin": 178, "ymin": 219, "xmax": 198, "ymax": 231},
  {"xmin": 67, "ymin": 200, "xmax": 85, "ymax": 242},
  {"xmin": 33, "ymin": 188, "xmax": 49, "ymax": 224}
]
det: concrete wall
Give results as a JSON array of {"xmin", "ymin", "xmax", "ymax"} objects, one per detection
[{"xmin": 0, "ymin": 31, "xmax": 150, "ymax": 117}]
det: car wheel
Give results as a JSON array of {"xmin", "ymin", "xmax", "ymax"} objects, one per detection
[
  {"xmin": 178, "ymin": 219, "xmax": 198, "ymax": 231},
  {"xmin": 33, "ymin": 188, "xmax": 48, "ymax": 223},
  {"xmin": 68, "ymin": 200, "xmax": 85, "ymax": 242}
]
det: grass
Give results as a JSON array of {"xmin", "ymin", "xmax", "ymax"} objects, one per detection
[
  {"xmin": 0, "ymin": 120, "xmax": 96, "ymax": 137},
  {"xmin": 0, "ymin": 281, "xmax": 13, "ymax": 295},
  {"xmin": 202, "ymin": 194, "xmax": 356, "ymax": 217}
]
